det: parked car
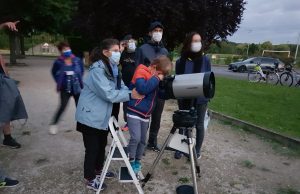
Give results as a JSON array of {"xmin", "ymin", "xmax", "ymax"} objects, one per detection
[{"xmin": 228, "ymin": 57, "xmax": 285, "ymax": 72}]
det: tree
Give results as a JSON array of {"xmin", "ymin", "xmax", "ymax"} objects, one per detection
[
  {"xmin": 0, "ymin": 0, "xmax": 77, "ymax": 64},
  {"xmin": 248, "ymin": 43, "xmax": 259, "ymax": 56},
  {"xmin": 261, "ymin": 41, "xmax": 273, "ymax": 50},
  {"xmin": 73, "ymin": 0, "xmax": 246, "ymax": 51}
]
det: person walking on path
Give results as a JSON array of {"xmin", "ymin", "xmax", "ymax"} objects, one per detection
[
  {"xmin": 49, "ymin": 42, "xmax": 84, "ymax": 135},
  {"xmin": 135, "ymin": 21, "xmax": 169, "ymax": 152}
]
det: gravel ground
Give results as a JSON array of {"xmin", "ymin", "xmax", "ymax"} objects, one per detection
[{"xmin": 0, "ymin": 57, "xmax": 299, "ymax": 194}]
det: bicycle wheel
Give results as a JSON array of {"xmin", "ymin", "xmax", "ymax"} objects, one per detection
[
  {"xmin": 267, "ymin": 72, "xmax": 279, "ymax": 85},
  {"xmin": 248, "ymin": 71, "xmax": 261, "ymax": 83},
  {"xmin": 280, "ymin": 72, "xmax": 293, "ymax": 87}
]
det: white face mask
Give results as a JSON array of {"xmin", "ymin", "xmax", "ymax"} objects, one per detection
[
  {"xmin": 109, "ymin": 51, "xmax": 121, "ymax": 64},
  {"xmin": 152, "ymin": 32, "xmax": 163, "ymax": 42},
  {"xmin": 127, "ymin": 42, "xmax": 136, "ymax": 53},
  {"xmin": 191, "ymin": 42, "xmax": 202, "ymax": 53}
]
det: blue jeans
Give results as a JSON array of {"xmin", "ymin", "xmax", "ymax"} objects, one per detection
[{"xmin": 127, "ymin": 116, "xmax": 149, "ymax": 160}]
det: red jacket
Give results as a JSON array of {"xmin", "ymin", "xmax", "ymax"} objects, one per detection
[{"xmin": 127, "ymin": 64, "xmax": 160, "ymax": 118}]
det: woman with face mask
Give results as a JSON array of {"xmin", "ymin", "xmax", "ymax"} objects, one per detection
[
  {"xmin": 49, "ymin": 42, "xmax": 84, "ymax": 135},
  {"xmin": 75, "ymin": 39, "xmax": 143, "ymax": 192},
  {"xmin": 174, "ymin": 32, "xmax": 211, "ymax": 160}
]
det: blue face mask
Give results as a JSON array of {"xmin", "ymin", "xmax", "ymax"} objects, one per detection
[
  {"xmin": 63, "ymin": 49, "xmax": 72, "ymax": 58},
  {"xmin": 109, "ymin": 51, "xmax": 121, "ymax": 65}
]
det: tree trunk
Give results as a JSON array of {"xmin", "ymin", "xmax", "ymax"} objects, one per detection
[
  {"xmin": 20, "ymin": 35, "xmax": 26, "ymax": 57},
  {"xmin": 15, "ymin": 35, "xmax": 22, "ymax": 59},
  {"xmin": 9, "ymin": 32, "xmax": 17, "ymax": 65}
]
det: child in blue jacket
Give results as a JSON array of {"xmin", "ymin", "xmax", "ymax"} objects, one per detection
[{"xmin": 127, "ymin": 56, "xmax": 172, "ymax": 174}]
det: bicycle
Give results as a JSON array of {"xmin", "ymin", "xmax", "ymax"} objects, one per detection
[
  {"xmin": 280, "ymin": 64, "xmax": 300, "ymax": 87},
  {"xmin": 248, "ymin": 63, "xmax": 279, "ymax": 85}
]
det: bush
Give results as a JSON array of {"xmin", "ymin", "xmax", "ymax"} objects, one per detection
[{"xmin": 224, "ymin": 56, "xmax": 232, "ymax": 64}]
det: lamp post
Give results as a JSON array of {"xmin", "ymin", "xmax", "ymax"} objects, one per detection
[
  {"xmin": 246, "ymin": 29, "xmax": 252, "ymax": 57},
  {"xmin": 294, "ymin": 33, "xmax": 300, "ymax": 64}
]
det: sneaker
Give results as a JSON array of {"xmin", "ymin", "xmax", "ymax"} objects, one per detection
[
  {"xmin": 86, "ymin": 178, "xmax": 107, "ymax": 191},
  {"xmin": 96, "ymin": 170, "xmax": 115, "ymax": 179},
  {"xmin": 147, "ymin": 144, "xmax": 161, "ymax": 152},
  {"xmin": 0, "ymin": 177, "xmax": 19, "ymax": 188},
  {"xmin": 130, "ymin": 160, "xmax": 138, "ymax": 174},
  {"xmin": 3, "ymin": 138, "xmax": 21, "ymax": 149},
  {"xmin": 197, "ymin": 153, "xmax": 202, "ymax": 160},
  {"xmin": 121, "ymin": 124, "xmax": 129, "ymax": 131},
  {"xmin": 49, "ymin": 125, "xmax": 58, "ymax": 135},
  {"xmin": 174, "ymin": 151, "xmax": 183, "ymax": 159},
  {"xmin": 135, "ymin": 160, "xmax": 142, "ymax": 173}
]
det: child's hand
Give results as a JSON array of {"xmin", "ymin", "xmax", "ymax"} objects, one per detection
[
  {"xmin": 158, "ymin": 74, "xmax": 164, "ymax": 81},
  {"xmin": 131, "ymin": 88, "xmax": 145, "ymax": 99}
]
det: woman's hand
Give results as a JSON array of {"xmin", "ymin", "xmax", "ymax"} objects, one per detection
[{"xmin": 131, "ymin": 88, "xmax": 145, "ymax": 99}]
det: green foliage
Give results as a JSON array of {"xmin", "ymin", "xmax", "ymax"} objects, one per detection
[
  {"xmin": 261, "ymin": 41, "xmax": 273, "ymax": 50},
  {"xmin": 162, "ymin": 158, "xmax": 171, "ymax": 166},
  {"xmin": 277, "ymin": 187, "xmax": 300, "ymax": 194},
  {"xmin": 224, "ymin": 56, "xmax": 232, "ymax": 64},
  {"xmin": 241, "ymin": 160, "xmax": 255, "ymax": 169},
  {"xmin": 0, "ymin": 31, "xmax": 9, "ymax": 49},
  {"xmin": 209, "ymin": 77, "xmax": 300, "ymax": 138},
  {"xmin": 74, "ymin": 0, "xmax": 246, "ymax": 50},
  {"xmin": 0, "ymin": 0, "xmax": 78, "ymax": 34},
  {"xmin": 178, "ymin": 177, "xmax": 190, "ymax": 184}
]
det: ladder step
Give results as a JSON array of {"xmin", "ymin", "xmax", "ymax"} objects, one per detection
[
  {"xmin": 119, "ymin": 166, "xmax": 134, "ymax": 183},
  {"xmin": 112, "ymin": 147, "xmax": 128, "ymax": 160}
]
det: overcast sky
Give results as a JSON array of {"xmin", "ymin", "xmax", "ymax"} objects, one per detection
[{"xmin": 228, "ymin": 0, "xmax": 300, "ymax": 44}]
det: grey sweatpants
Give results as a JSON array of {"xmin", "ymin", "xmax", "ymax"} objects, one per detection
[{"xmin": 127, "ymin": 116, "xmax": 149, "ymax": 160}]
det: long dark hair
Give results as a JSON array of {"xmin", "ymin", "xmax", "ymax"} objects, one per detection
[
  {"xmin": 177, "ymin": 32, "xmax": 203, "ymax": 74},
  {"xmin": 90, "ymin": 39, "xmax": 119, "ymax": 65},
  {"xmin": 181, "ymin": 32, "xmax": 203, "ymax": 59}
]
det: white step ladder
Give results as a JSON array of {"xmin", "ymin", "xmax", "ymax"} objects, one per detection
[{"xmin": 96, "ymin": 117, "xmax": 144, "ymax": 194}]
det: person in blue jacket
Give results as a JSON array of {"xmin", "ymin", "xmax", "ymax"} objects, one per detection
[
  {"xmin": 49, "ymin": 42, "xmax": 84, "ymax": 135},
  {"xmin": 175, "ymin": 32, "xmax": 211, "ymax": 160},
  {"xmin": 75, "ymin": 39, "xmax": 143, "ymax": 192}
]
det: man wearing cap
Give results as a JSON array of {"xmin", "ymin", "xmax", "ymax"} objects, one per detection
[
  {"xmin": 135, "ymin": 21, "xmax": 169, "ymax": 152},
  {"xmin": 120, "ymin": 34, "xmax": 137, "ymax": 131}
]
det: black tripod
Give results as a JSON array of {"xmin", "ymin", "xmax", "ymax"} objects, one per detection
[{"xmin": 142, "ymin": 109, "xmax": 201, "ymax": 194}]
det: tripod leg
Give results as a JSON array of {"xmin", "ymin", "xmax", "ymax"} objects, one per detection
[
  {"xmin": 193, "ymin": 146, "xmax": 201, "ymax": 177},
  {"xmin": 187, "ymin": 128, "xmax": 199, "ymax": 194},
  {"xmin": 142, "ymin": 126, "xmax": 177, "ymax": 187}
]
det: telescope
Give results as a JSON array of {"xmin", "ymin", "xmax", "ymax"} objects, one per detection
[
  {"xmin": 142, "ymin": 72, "xmax": 215, "ymax": 194},
  {"xmin": 159, "ymin": 72, "xmax": 215, "ymax": 100}
]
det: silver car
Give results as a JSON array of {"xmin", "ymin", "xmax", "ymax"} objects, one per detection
[{"xmin": 228, "ymin": 57, "xmax": 285, "ymax": 72}]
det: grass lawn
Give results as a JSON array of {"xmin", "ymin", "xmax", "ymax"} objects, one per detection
[{"xmin": 209, "ymin": 77, "xmax": 300, "ymax": 139}]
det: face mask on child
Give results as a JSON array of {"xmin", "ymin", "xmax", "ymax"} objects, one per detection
[{"xmin": 63, "ymin": 49, "xmax": 72, "ymax": 57}]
